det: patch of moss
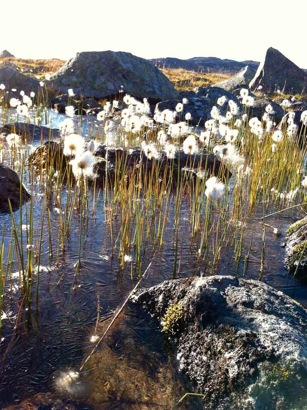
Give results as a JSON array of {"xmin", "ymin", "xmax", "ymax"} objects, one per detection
[
  {"xmin": 161, "ymin": 301, "xmax": 184, "ymax": 335},
  {"xmin": 288, "ymin": 240, "xmax": 307, "ymax": 269},
  {"xmin": 265, "ymin": 363, "xmax": 293, "ymax": 384},
  {"xmin": 287, "ymin": 219, "xmax": 307, "ymax": 236}
]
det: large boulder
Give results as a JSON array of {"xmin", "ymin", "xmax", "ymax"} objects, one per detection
[
  {"xmin": 0, "ymin": 164, "xmax": 31, "ymax": 213},
  {"xmin": 48, "ymin": 50, "xmax": 179, "ymax": 101},
  {"xmin": 249, "ymin": 47, "xmax": 307, "ymax": 94},
  {"xmin": 214, "ymin": 65, "xmax": 257, "ymax": 92},
  {"xmin": 0, "ymin": 63, "xmax": 40, "ymax": 97},
  {"xmin": 131, "ymin": 275, "xmax": 307, "ymax": 409}
]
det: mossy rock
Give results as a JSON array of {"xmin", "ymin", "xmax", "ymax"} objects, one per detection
[{"xmin": 285, "ymin": 216, "xmax": 307, "ymax": 276}]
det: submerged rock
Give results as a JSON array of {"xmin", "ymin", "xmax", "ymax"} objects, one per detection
[
  {"xmin": 0, "ymin": 122, "xmax": 60, "ymax": 143},
  {"xmin": 284, "ymin": 215, "xmax": 307, "ymax": 276},
  {"xmin": 0, "ymin": 163, "xmax": 31, "ymax": 213},
  {"xmin": 131, "ymin": 275, "xmax": 307, "ymax": 409}
]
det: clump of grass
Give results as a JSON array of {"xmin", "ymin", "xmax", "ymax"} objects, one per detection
[{"xmin": 161, "ymin": 301, "xmax": 184, "ymax": 334}]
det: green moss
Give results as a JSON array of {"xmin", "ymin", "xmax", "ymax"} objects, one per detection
[
  {"xmin": 161, "ymin": 301, "xmax": 184, "ymax": 335},
  {"xmin": 266, "ymin": 364, "xmax": 293, "ymax": 383},
  {"xmin": 287, "ymin": 219, "xmax": 307, "ymax": 236},
  {"xmin": 288, "ymin": 240, "xmax": 307, "ymax": 268}
]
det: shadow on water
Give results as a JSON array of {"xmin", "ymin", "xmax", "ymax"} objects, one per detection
[{"xmin": 1, "ymin": 176, "xmax": 307, "ymax": 408}]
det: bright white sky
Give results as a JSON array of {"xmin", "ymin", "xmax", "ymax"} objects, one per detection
[{"xmin": 1, "ymin": 0, "xmax": 306, "ymax": 68}]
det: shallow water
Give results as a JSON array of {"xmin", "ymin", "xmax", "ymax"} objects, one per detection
[{"xmin": 1, "ymin": 117, "xmax": 307, "ymax": 408}]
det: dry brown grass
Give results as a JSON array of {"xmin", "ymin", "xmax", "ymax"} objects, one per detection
[
  {"xmin": 160, "ymin": 68, "xmax": 231, "ymax": 91},
  {"xmin": 0, "ymin": 57, "xmax": 65, "ymax": 79}
]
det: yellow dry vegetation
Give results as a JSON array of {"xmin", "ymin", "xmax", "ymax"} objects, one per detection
[
  {"xmin": 160, "ymin": 67, "xmax": 231, "ymax": 91},
  {"xmin": 0, "ymin": 57, "xmax": 65, "ymax": 79}
]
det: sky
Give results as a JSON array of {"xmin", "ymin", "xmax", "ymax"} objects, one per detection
[{"xmin": 1, "ymin": 0, "xmax": 306, "ymax": 68}]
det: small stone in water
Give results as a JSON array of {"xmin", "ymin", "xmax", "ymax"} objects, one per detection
[{"xmin": 52, "ymin": 369, "xmax": 91, "ymax": 398}]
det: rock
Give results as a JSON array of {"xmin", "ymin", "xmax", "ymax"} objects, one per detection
[
  {"xmin": 2, "ymin": 391, "xmax": 94, "ymax": 410},
  {"xmin": 155, "ymin": 87, "xmax": 241, "ymax": 126},
  {"xmin": 131, "ymin": 275, "xmax": 307, "ymax": 409},
  {"xmin": 28, "ymin": 141, "xmax": 70, "ymax": 176},
  {"xmin": 50, "ymin": 95, "xmax": 102, "ymax": 115},
  {"xmin": 249, "ymin": 47, "xmax": 307, "ymax": 94},
  {"xmin": 284, "ymin": 216, "xmax": 307, "ymax": 276},
  {"xmin": 277, "ymin": 109, "xmax": 307, "ymax": 147},
  {"xmin": 0, "ymin": 122, "xmax": 60, "ymax": 143},
  {"xmin": 0, "ymin": 50, "xmax": 15, "ymax": 58},
  {"xmin": 28, "ymin": 139, "xmax": 229, "ymax": 189},
  {"xmin": 0, "ymin": 63, "xmax": 40, "ymax": 98},
  {"xmin": 49, "ymin": 50, "xmax": 179, "ymax": 101},
  {"xmin": 93, "ymin": 145, "xmax": 229, "ymax": 188},
  {"xmin": 214, "ymin": 65, "xmax": 257, "ymax": 92},
  {"xmin": 248, "ymin": 97, "xmax": 284, "ymax": 125},
  {"xmin": 0, "ymin": 164, "xmax": 31, "ymax": 213}
]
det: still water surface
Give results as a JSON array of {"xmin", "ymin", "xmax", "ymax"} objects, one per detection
[{"xmin": 0, "ymin": 113, "xmax": 306, "ymax": 408}]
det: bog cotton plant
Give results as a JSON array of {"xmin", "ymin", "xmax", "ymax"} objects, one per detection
[
  {"xmin": 69, "ymin": 150, "xmax": 95, "ymax": 179},
  {"xmin": 63, "ymin": 134, "xmax": 85, "ymax": 157},
  {"xmin": 182, "ymin": 134, "xmax": 199, "ymax": 155},
  {"xmin": 205, "ymin": 176, "xmax": 226, "ymax": 201}
]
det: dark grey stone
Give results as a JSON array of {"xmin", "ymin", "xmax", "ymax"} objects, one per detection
[
  {"xmin": 284, "ymin": 216, "xmax": 307, "ymax": 276},
  {"xmin": 249, "ymin": 47, "xmax": 307, "ymax": 94},
  {"xmin": 0, "ymin": 122, "xmax": 60, "ymax": 142},
  {"xmin": 248, "ymin": 97, "xmax": 284, "ymax": 124},
  {"xmin": 0, "ymin": 49, "xmax": 15, "ymax": 58},
  {"xmin": 49, "ymin": 51, "xmax": 178, "ymax": 101},
  {"xmin": 0, "ymin": 163, "xmax": 31, "ymax": 213},
  {"xmin": 131, "ymin": 275, "xmax": 307, "ymax": 409},
  {"xmin": 155, "ymin": 87, "xmax": 241, "ymax": 126},
  {"xmin": 0, "ymin": 63, "xmax": 40, "ymax": 98}
]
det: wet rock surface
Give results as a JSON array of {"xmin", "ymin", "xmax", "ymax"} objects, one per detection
[
  {"xmin": 0, "ymin": 163, "xmax": 31, "ymax": 213},
  {"xmin": 0, "ymin": 122, "xmax": 60, "ymax": 142},
  {"xmin": 27, "ymin": 139, "xmax": 229, "ymax": 188},
  {"xmin": 92, "ymin": 145, "xmax": 228, "ymax": 187},
  {"xmin": 2, "ymin": 392, "xmax": 93, "ymax": 410},
  {"xmin": 131, "ymin": 275, "xmax": 307, "ymax": 409}
]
